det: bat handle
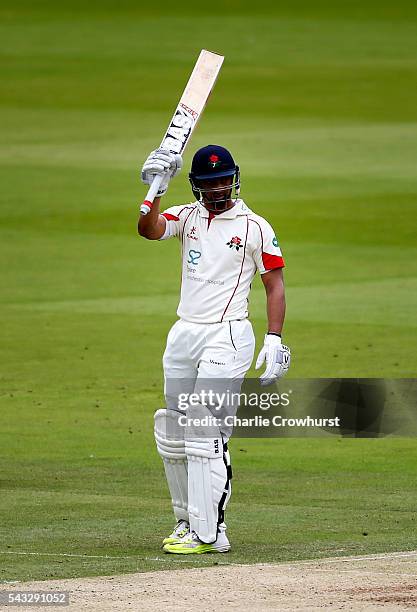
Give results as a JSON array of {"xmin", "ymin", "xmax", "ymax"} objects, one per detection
[{"xmin": 140, "ymin": 174, "xmax": 164, "ymax": 215}]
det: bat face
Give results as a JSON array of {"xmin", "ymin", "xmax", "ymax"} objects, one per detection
[
  {"xmin": 160, "ymin": 50, "xmax": 224, "ymax": 155},
  {"xmin": 141, "ymin": 49, "xmax": 224, "ymax": 215},
  {"xmin": 162, "ymin": 103, "xmax": 197, "ymax": 154}
]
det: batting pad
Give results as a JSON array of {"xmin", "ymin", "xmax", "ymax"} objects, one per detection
[
  {"xmin": 185, "ymin": 405, "xmax": 229, "ymax": 543},
  {"xmin": 154, "ymin": 409, "xmax": 188, "ymax": 522}
]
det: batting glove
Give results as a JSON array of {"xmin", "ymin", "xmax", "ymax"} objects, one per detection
[
  {"xmin": 255, "ymin": 334, "xmax": 291, "ymax": 386},
  {"xmin": 141, "ymin": 148, "xmax": 182, "ymax": 196}
]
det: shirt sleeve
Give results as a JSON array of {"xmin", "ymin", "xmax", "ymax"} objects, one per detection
[
  {"xmin": 251, "ymin": 217, "xmax": 285, "ymax": 274},
  {"xmin": 158, "ymin": 205, "xmax": 191, "ymax": 241}
]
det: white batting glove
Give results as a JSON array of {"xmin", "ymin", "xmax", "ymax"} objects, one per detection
[
  {"xmin": 255, "ymin": 334, "xmax": 291, "ymax": 386},
  {"xmin": 141, "ymin": 148, "xmax": 182, "ymax": 196}
]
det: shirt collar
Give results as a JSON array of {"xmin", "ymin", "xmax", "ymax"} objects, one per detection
[{"xmin": 197, "ymin": 199, "xmax": 252, "ymax": 219}]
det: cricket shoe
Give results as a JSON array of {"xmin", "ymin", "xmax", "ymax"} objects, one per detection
[
  {"xmin": 163, "ymin": 530, "xmax": 230, "ymax": 554},
  {"xmin": 162, "ymin": 520, "xmax": 190, "ymax": 546}
]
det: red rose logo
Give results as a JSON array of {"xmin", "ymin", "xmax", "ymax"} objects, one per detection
[
  {"xmin": 209, "ymin": 154, "xmax": 220, "ymax": 167},
  {"xmin": 227, "ymin": 236, "xmax": 243, "ymax": 251}
]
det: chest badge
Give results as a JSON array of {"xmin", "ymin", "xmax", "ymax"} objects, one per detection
[{"xmin": 227, "ymin": 236, "xmax": 243, "ymax": 251}]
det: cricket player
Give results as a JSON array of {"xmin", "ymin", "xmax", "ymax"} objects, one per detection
[{"xmin": 138, "ymin": 145, "xmax": 290, "ymax": 554}]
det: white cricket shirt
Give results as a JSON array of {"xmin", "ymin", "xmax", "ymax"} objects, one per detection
[{"xmin": 159, "ymin": 199, "xmax": 284, "ymax": 323}]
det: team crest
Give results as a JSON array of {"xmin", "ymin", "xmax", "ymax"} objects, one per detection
[
  {"xmin": 227, "ymin": 236, "xmax": 243, "ymax": 251},
  {"xmin": 209, "ymin": 154, "xmax": 220, "ymax": 168}
]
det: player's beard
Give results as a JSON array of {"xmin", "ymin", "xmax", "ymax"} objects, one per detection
[{"xmin": 202, "ymin": 186, "xmax": 234, "ymax": 213}]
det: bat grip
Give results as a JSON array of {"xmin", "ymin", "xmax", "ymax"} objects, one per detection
[{"xmin": 140, "ymin": 174, "xmax": 164, "ymax": 215}]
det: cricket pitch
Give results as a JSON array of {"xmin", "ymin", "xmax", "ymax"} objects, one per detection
[{"xmin": 1, "ymin": 551, "xmax": 416, "ymax": 611}]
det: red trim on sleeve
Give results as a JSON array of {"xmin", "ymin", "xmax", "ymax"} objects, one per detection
[
  {"xmin": 262, "ymin": 252, "xmax": 285, "ymax": 270},
  {"xmin": 161, "ymin": 213, "xmax": 180, "ymax": 221}
]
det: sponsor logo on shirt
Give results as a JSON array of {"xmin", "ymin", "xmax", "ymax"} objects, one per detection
[
  {"xmin": 187, "ymin": 249, "xmax": 202, "ymax": 265},
  {"xmin": 226, "ymin": 236, "xmax": 243, "ymax": 251},
  {"xmin": 272, "ymin": 236, "xmax": 279, "ymax": 247},
  {"xmin": 186, "ymin": 274, "xmax": 224, "ymax": 286},
  {"xmin": 187, "ymin": 226, "xmax": 198, "ymax": 240}
]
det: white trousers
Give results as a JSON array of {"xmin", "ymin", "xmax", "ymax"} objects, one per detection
[
  {"xmin": 163, "ymin": 318, "xmax": 255, "ymax": 432},
  {"xmin": 163, "ymin": 318, "xmax": 255, "ymax": 376},
  {"xmin": 159, "ymin": 319, "xmax": 255, "ymax": 534}
]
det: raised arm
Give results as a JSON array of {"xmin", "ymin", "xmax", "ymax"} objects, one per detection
[
  {"xmin": 138, "ymin": 196, "xmax": 166, "ymax": 240},
  {"xmin": 138, "ymin": 149, "xmax": 182, "ymax": 240}
]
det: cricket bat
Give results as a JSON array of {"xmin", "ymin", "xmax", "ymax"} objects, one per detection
[{"xmin": 140, "ymin": 49, "xmax": 224, "ymax": 215}]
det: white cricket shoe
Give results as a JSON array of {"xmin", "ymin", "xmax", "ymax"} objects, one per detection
[
  {"xmin": 163, "ymin": 529, "xmax": 230, "ymax": 554},
  {"xmin": 162, "ymin": 520, "xmax": 190, "ymax": 546}
]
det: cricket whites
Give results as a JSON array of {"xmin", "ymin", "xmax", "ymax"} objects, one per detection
[{"xmin": 140, "ymin": 49, "xmax": 224, "ymax": 215}]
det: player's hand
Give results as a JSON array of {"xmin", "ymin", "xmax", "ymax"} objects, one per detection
[
  {"xmin": 255, "ymin": 334, "xmax": 291, "ymax": 386},
  {"xmin": 141, "ymin": 148, "xmax": 182, "ymax": 196}
]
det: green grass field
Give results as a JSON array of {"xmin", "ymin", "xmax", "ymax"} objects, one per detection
[{"xmin": 1, "ymin": 0, "xmax": 416, "ymax": 582}]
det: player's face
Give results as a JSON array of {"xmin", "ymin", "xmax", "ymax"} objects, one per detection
[{"xmin": 198, "ymin": 176, "xmax": 234, "ymax": 212}]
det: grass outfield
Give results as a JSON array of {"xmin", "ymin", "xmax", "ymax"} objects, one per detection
[{"xmin": 1, "ymin": 0, "xmax": 417, "ymax": 581}]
